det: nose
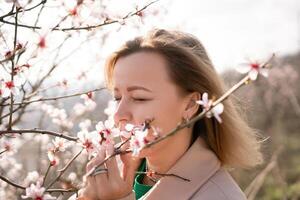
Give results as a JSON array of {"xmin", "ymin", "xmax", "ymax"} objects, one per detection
[{"xmin": 114, "ymin": 99, "xmax": 132, "ymax": 130}]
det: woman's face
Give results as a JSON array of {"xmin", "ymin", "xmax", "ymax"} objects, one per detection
[{"xmin": 112, "ymin": 51, "xmax": 191, "ymax": 157}]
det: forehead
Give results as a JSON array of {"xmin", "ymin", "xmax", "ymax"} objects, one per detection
[{"xmin": 112, "ymin": 52, "xmax": 172, "ymax": 91}]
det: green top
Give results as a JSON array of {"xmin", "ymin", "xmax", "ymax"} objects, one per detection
[{"xmin": 133, "ymin": 159, "xmax": 153, "ymax": 199}]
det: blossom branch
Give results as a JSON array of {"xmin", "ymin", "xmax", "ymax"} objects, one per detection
[
  {"xmin": 0, "ymin": 0, "xmax": 47, "ymax": 20},
  {"xmin": 86, "ymin": 149, "xmax": 132, "ymax": 177},
  {"xmin": 0, "ymin": 174, "xmax": 26, "ymax": 189},
  {"xmin": 0, "ymin": 129, "xmax": 78, "ymax": 141},
  {"xmin": 7, "ymin": 8, "xmax": 19, "ymax": 130},
  {"xmin": 0, "ymin": 87, "xmax": 106, "ymax": 106},
  {"xmin": 136, "ymin": 171, "xmax": 190, "ymax": 182},
  {"xmin": 46, "ymin": 148, "xmax": 83, "ymax": 190},
  {"xmin": 42, "ymin": 163, "xmax": 52, "ymax": 187},
  {"xmin": 0, "ymin": 174, "xmax": 78, "ymax": 193},
  {"xmin": 47, "ymin": 188, "xmax": 78, "ymax": 193},
  {"xmin": 0, "ymin": 1, "xmax": 158, "ymax": 32},
  {"xmin": 0, "ymin": 149, "xmax": 8, "ymax": 155}
]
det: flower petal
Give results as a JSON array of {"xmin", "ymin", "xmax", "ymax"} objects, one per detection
[
  {"xmin": 249, "ymin": 69, "xmax": 258, "ymax": 80},
  {"xmin": 236, "ymin": 63, "xmax": 251, "ymax": 73}
]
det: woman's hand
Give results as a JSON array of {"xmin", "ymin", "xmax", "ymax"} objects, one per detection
[{"xmin": 78, "ymin": 141, "xmax": 141, "ymax": 200}]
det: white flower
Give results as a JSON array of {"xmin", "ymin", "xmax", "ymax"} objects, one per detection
[
  {"xmin": 104, "ymin": 100, "xmax": 117, "ymax": 117},
  {"xmin": 129, "ymin": 128, "xmax": 149, "ymax": 157},
  {"xmin": 4, "ymin": 0, "xmax": 29, "ymax": 8},
  {"xmin": 67, "ymin": 172, "xmax": 77, "ymax": 182},
  {"xmin": 236, "ymin": 62, "xmax": 269, "ymax": 80},
  {"xmin": 196, "ymin": 92, "xmax": 224, "ymax": 123},
  {"xmin": 52, "ymin": 137, "xmax": 69, "ymax": 152},
  {"xmin": 24, "ymin": 171, "xmax": 40, "ymax": 186},
  {"xmin": 77, "ymin": 130, "xmax": 98, "ymax": 158},
  {"xmin": 206, "ymin": 103, "xmax": 224, "ymax": 123},
  {"xmin": 21, "ymin": 181, "xmax": 56, "ymax": 200},
  {"xmin": 95, "ymin": 120, "xmax": 119, "ymax": 148},
  {"xmin": 73, "ymin": 103, "xmax": 86, "ymax": 116},
  {"xmin": 196, "ymin": 93, "xmax": 212, "ymax": 111},
  {"xmin": 47, "ymin": 151, "xmax": 59, "ymax": 167},
  {"xmin": 41, "ymin": 104, "xmax": 73, "ymax": 128},
  {"xmin": 119, "ymin": 123, "xmax": 135, "ymax": 138},
  {"xmin": 79, "ymin": 119, "xmax": 92, "ymax": 131},
  {"xmin": 0, "ymin": 77, "xmax": 23, "ymax": 98}
]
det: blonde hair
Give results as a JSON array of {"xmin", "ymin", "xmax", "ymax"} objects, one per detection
[{"xmin": 105, "ymin": 29, "xmax": 263, "ymax": 169}]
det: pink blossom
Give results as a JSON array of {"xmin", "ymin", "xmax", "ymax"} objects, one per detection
[
  {"xmin": 0, "ymin": 77, "xmax": 23, "ymax": 98},
  {"xmin": 47, "ymin": 151, "xmax": 59, "ymax": 167},
  {"xmin": 52, "ymin": 137, "xmax": 69, "ymax": 152},
  {"xmin": 236, "ymin": 61, "xmax": 269, "ymax": 80},
  {"xmin": 129, "ymin": 128, "xmax": 149, "ymax": 157},
  {"xmin": 21, "ymin": 181, "xmax": 56, "ymax": 200},
  {"xmin": 77, "ymin": 130, "xmax": 98, "ymax": 158},
  {"xmin": 38, "ymin": 37, "xmax": 46, "ymax": 49},
  {"xmin": 95, "ymin": 120, "xmax": 119, "ymax": 147},
  {"xmin": 24, "ymin": 171, "xmax": 41, "ymax": 186},
  {"xmin": 119, "ymin": 123, "xmax": 135, "ymax": 139},
  {"xmin": 196, "ymin": 93, "xmax": 224, "ymax": 123}
]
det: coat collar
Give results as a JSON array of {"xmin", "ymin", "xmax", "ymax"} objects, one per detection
[{"xmin": 142, "ymin": 137, "xmax": 221, "ymax": 200}]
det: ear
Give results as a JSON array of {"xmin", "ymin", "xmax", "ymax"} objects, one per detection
[{"xmin": 183, "ymin": 92, "xmax": 201, "ymax": 119}]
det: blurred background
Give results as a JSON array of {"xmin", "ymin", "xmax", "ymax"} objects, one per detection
[{"xmin": 0, "ymin": 0, "xmax": 299, "ymax": 199}]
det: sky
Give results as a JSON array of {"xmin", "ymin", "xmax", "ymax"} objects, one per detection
[
  {"xmin": 1, "ymin": 0, "xmax": 300, "ymax": 84},
  {"xmin": 129, "ymin": 0, "xmax": 300, "ymax": 71}
]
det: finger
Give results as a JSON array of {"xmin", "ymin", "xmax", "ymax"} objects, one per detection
[
  {"xmin": 80, "ymin": 178, "xmax": 98, "ymax": 199},
  {"xmin": 86, "ymin": 149, "xmax": 106, "ymax": 173},
  {"xmin": 105, "ymin": 147, "xmax": 122, "ymax": 181},
  {"xmin": 120, "ymin": 153, "xmax": 141, "ymax": 183}
]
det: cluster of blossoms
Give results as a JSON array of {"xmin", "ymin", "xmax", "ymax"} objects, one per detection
[
  {"xmin": 47, "ymin": 137, "xmax": 70, "ymax": 167},
  {"xmin": 0, "ymin": 136, "xmax": 21, "ymax": 156},
  {"xmin": 21, "ymin": 181, "xmax": 56, "ymax": 200},
  {"xmin": 0, "ymin": 41, "xmax": 29, "ymax": 98},
  {"xmin": 77, "ymin": 119, "xmax": 160, "ymax": 158},
  {"xmin": 41, "ymin": 104, "xmax": 73, "ymax": 129},
  {"xmin": 73, "ymin": 92, "xmax": 96, "ymax": 116},
  {"xmin": 77, "ymin": 119, "xmax": 119, "ymax": 159}
]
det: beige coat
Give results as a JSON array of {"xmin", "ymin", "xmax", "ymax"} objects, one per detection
[
  {"xmin": 73, "ymin": 137, "xmax": 247, "ymax": 200},
  {"xmin": 122, "ymin": 137, "xmax": 247, "ymax": 200}
]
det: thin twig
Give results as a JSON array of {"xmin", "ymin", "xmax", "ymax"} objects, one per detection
[
  {"xmin": 42, "ymin": 163, "xmax": 52, "ymax": 187},
  {"xmin": 0, "ymin": 129, "xmax": 78, "ymax": 141},
  {"xmin": 245, "ymin": 146, "xmax": 283, "ymax": 200},
  {"xmin": 47, "ymin": 188, "xmax": 78, "ymax": 193},
  {"xmin": 0, "ymin": 87, "xmax": 106, "ymax": 106},
  {"xmin": 0, "ymin": 174, "xmax": 77, "ymax": 193},
  {"xmin": 7, "ymin": 8, "xmax": 19, "ymax": 130},
  {"xmin": 0, "ymin": 1, "xmax": 158, "ymax": 32},
  {"xmin": 0, "ymin": 0, "xmax": 47, "ymax": 20},
  {"xmin": 46, "ymin": 148, "xmax": 83, "ymax": 190},
  {"xmin": 115, "ymin": 137, "xmax": 131, "ymax": 150},
  {"xmin": 0, "ymin": 149, "xmax": 8, "ymax": 155},
  {"xmin": 0, "ymin": 174, "xmax": 26, "ymax": 189},
  {"xmin": 135, "ymin": 171, "xmax": 190, "ymax": 182},
  {"xmin": 86, "ymin": 149, "xmax": 132, "ymax": 177}
]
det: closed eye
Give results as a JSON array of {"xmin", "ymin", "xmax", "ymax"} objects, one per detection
[
  {"xmin": 113, "ymin": 97, "xmax": 121, "ymax": 102},
  {"xmin": 133, "ymin": 98, "xmax": 148, "ymax": 102}
]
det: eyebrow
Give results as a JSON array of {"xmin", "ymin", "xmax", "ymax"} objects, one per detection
[{"xmin": 114, "ymin": 86, "xmax": 152, "ymax": 92}]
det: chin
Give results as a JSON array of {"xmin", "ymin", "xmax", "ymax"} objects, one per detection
[{"xmin": 136, "ymin": 144, "xmax": 163, "ymax": 159}]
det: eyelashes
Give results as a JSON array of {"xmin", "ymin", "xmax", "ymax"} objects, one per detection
[{"xmin": 113, "ymin": 97, "xmax": 151, "ymax": 103}]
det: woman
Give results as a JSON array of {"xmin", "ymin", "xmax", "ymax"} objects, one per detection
[{"xmin": 75, "ymin": 29, "xmax": 263, "ymax": 200}]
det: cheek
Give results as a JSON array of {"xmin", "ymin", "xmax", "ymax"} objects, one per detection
[{"xmin": 150, "ymin": 100, "xmax": 183, "ymax": 135}]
